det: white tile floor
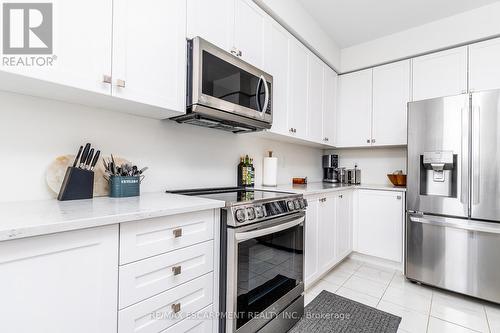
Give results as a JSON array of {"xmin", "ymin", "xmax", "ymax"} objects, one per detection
[{"xmin": 304, "ymin": 258, "xmax": 500, "ymax": 333}]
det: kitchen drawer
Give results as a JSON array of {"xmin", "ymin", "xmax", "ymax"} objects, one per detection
[
  {"xmin": 160, "ymin": 305, "xmax": 213, "ymax": 333},
  {"xmin": 118, "ymin": 272, "xmax": 213, "ymax": 333},
  {"xmin": 119, "ymin": 240, "xmax": 214, "ymax": 309},
  {"xmin": 120, "ymin": 210, "xmax": 214, "ymax": 264}
]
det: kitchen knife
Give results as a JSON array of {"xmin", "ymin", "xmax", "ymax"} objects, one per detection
[
  {"xmin": 79, "ymin": 143, "xmax": 91, "ymax": 168},
  {"xmin": 90, "ymin": 150, "xmax": 100, "ymax": 171},
  {"xmin": 72, "ymin": 145, "xmax": 83, "ymax": 168},
  {"xmin": 85, "ymin": 148, "xmax": 94, "ymax": 170}
]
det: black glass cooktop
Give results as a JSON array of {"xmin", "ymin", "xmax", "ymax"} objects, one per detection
[{"xmin": 168, "ymin": 187, "xmax": 297, "ymax": 205}]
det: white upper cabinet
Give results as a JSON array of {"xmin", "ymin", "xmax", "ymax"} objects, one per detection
[
  {"xmin": 112, "ymin": 0, "xmax": 186, "ymax": 114},
  {"xmin": 187, "ymin": 0, "xmax": 234, "ymax": 51},
  {"xmin": 337, "ymin": 69, "xmax": 373, "ymax": 147},
  {"xmin": 288, "ymin": 38, "xmax": 309, "ymax": 139},
  {"xmin": 412, "ymin": 47, "xmax": 468, "ymax": 101},
  {"xmin": 264, "ymin": 19, "xmax": 290, "ymax": 136},
  {"xmin": 2, "ymin": 0, "xmax": 113, "ymax": 95},
  {"xmin": 372, "ymin": 60, "xmax": 411, "ymax": 146},
  {"xmin": 307, "ymin": 53, "xmax": 325, "ymax": 143},
  {"xmin": 233, "ymin": 0, "xmax": 266, "ymax": 68},
  {"xmin": 469, "ymin": 38, "xmax": 500, "ymax": 92},
  {"xmin": 356, "ymin": 190, "xmax": 404, "ymax": 263},
  {"xmin": 322, "ymin": 67, "xmax": 338, "ymax": 146}
]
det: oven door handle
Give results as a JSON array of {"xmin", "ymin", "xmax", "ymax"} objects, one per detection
[
  {"xmin": 261, "ymin": 75, "xmax": 270, "ymax": 114},
  {"xmin": 235, "ymin": 216, "xmax": 305, "ymax": 242}
]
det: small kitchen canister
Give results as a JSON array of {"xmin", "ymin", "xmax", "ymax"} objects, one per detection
[{"xmin": 109, "ymin": 176, "xmax": 141, "ymax": 198}]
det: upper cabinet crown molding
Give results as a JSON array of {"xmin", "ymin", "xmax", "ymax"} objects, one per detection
[{"xmin": 412, "ymin": 46, "xmax": 468, "ymax": 101}]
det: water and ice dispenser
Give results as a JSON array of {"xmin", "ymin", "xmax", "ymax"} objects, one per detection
[{"xmin": 419, "ymin": 151, "xmax": 457, "ymax": 197}]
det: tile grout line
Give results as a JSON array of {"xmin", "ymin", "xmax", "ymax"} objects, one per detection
[
  {"xmin": 483, "ymin": 304, "xmax": 492, "ymax": 333},
  {"xmin": 428, "ymin": 315, "xmax": 484, "ymax": 333},
  {"xmin": 375, "ymin": 270, "xmax": 396, "ymax": 307},
  {"xmin": 425, "ymin": 290, "xmax": 434, "ymax": 333}
]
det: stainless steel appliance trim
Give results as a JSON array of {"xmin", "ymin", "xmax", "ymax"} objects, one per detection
[
  {"xmin": 190, "ymin": 37, "xmax": 273, "ymax": 124},
  {"xmin": 408, "ymin": 214, "xmax": 500, "ymax": 234},
  {"xmin": 261, "ymin": 75, "xmax": 270, "ymax": 113},
  {"xmin": 235, "ymin": 216, "xmax": 305, "ymax": 242},
  {"xmin": 460, "ymin": 101, "xmax": 470, "ymax": 212},
  {"xmin": 258, "ymin": 294, "xmax": 304, "ymax": 333},
  {"xmin": 236, "ymin": 284, "xmax": 304, "ymax": 333}
]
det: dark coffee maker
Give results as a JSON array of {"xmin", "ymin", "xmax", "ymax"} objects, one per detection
[{"xmin": 323, "ymin": 154, "xmax": 339, "ymax": 183}]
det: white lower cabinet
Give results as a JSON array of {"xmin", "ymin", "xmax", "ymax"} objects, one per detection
[
  {"xmin": 305, "ymin": 191, "xmax": 353, "ymax": 286},
  {"xmin": 161, "ymin": 305, "xmax": 214, "ymax": 333},
  {"xmin": 0, "ymin": 225, "xmax": 119, "ymax": 333},
  {"xmin": 355, "ymin": 190, "xmax": 405, "ymax": 262},
  {"xmin": 118, "ymin": 273, "xmax": 214, "ymax": 333}
]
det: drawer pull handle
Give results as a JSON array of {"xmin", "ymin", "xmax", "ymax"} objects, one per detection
[
  {"xmin": 172, "ymin": 228, "xmax": 183, "ymax": 238},
  {"xmin": 171, "ymin": 303, "xmax": 181, "ymax": 313},
  {"xmin": 172, "ymin": 265, "xmax": 182, "ymax": 276}
]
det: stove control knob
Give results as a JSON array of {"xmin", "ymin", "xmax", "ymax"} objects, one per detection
[
  {"xmin": 246, "ymin": 207, "xmax": 256, "ymax": 220},
  {"xmin": 287, "ymin": 200, "xmax": 295, "ymax": 211},
  {"xmin": 302, "ymin": 198, "xmax": 308, "ymax": 208},
  {"xmin": 255, "ymin": 205, "xmax": 265, "ymax": 218},
  {"xmin": 235, "ymin": 209, "xmax": 246, "ymax": 223},
  {"xmin": 293, "ymin": 200, "xmax": 301, "ymax": 210}
]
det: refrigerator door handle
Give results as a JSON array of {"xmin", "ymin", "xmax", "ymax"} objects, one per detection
[
  {"xmin": 408, "ymin": 214, "xmax": 500, "ymax": 234},
  {"xmin": 472, "ymin": 105, "xmax": 480, "ymax": 205},
  {"xmin": 460, "ymin": 103, "xmax": 469, "ymax": 211}
]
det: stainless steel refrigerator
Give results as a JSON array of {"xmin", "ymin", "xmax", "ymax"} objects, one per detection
[{"xmin": 406, "ymin": 90, "xmax": 500, "ymax": 304}]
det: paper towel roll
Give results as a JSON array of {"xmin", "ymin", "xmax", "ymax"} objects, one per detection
[{"xmin": 263, "ymin": 157, "xmax": 278, "ymax": 186}]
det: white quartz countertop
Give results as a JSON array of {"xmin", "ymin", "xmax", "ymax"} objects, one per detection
[
  {"xmin": 258, "ymin": 182, "xmax": 406, "ymax": 196},
  {"xmin": 0, "ymin": 193, "xmax": 225, "ymax": 242}
]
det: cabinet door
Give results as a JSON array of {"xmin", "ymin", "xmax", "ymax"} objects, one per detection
[
  {"xmin": 322, "ymin": 66, "xmax": 338, "ymax": 146},
  {"xmin": 372, "ymin": 60, "xmax": 411, "ymax": 146},
  {"xmin": 187, "ymin": 0, "xmax": 234, "ymax": 51},
  {"xmin": 304, "ymin": 198, "xmax": 319, "ymax": 285},
  {"xmin": 288, "ymin": 38, "xmax": 309, "ymax": 138},
  {"xmin": 337, "ymin": 69, "xmax": 373, "ymax": 147},
  {"xmin": 412, "ymin": 47, "xmax": 468, "ymax": 101},
  {"xmin": 264, "ymin": 19, "xmax": 290, "ymax": 136},
  {"xmin": 0, "ymin": 225, "xmax": 118, "ymax": 333},
  {"xmin": 1, "ymin": 0, "xmax": 112, "ymax": 95},
  {"xmin": 357, "ymin": 190, "xmax": 404, "ymax": 262},
  {"xmin": 335, "ymin": 191, "xmax": 352, "ymax": 261},
  {"xmin": 234, "ymin": 0, "xmax": 265, "ymax": 67},
  {"xmin": 469, "ymin": 38, "xmax": 500, "ymax": 92},
  {"xmin": 318, "ymin": 195, "xmax": 337, "ymax": 273},
  {"xmin": 307, "ymin": 54, "xmax": 325, "ymax": 143},
  {"xmin": 112, "ymin": 0, "xmax": 186, "ymax": 115}
]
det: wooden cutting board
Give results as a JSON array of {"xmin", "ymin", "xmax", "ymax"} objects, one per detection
[{"xmin": 46, "ymin": 155, "xmax": 130, "ymax": 197}]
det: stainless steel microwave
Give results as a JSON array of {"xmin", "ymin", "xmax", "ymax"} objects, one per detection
[{"xmin": 171, "ymin": 37, "xmax": 273, "ymax": 133}]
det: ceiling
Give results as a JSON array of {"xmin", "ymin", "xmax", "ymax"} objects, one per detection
[{"xmin": 297, "ymin": 0, "xmax": 500, "ymax": 47}]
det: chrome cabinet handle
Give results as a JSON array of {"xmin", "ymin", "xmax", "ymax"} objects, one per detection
[
  {"xmin": 116, "ymin": 79, "xmax": 126, "ymax": 88},
  {"xmin": 238, "ymin": 50, "xmax": 242, "ymax": 57},
  {"xmin": 230, "ymin": 47, "xmax": 238, "ymax": 56},
  {"xmin": 172, "ymin": 265, "xmax": 182, "ymax": 276},
  {"xmin": 103, "ymin": 75, "xmax": 112, "ymax": 84},
  {"xmin": 171, "ymin": 303, "xmax": 181, "ymax": 313},
  {"xmin": 339, "ymin": 194, "xmax": 343, "ymax": 198},
  {"xmin": 172, "ymin": 228, "xmax": 182, "ymax": 238},
  {"xmin": 366, "ymin": 139, "xmax": 370, "ymax": 143},
  {"xmin": 396, "ymin": 195, "xmax": 402, "ymax": 200},
  {"xmin": 371, "ymin": 139, "xmax": 376, "ymax": 143}
]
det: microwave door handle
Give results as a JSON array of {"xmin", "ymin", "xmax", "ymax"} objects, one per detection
[
  {"xmin": 235, "ymin": 216, "xmax": 304, "ymax": 243},
  {"xmin": 260, "ymin": 75, "xmax": 270, "ymax": 113},
  {"xmin": 256, "ymin": 76, "xmax": 263, "ymax": 112}
]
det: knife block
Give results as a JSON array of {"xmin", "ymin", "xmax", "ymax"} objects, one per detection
[{"xmin": 57, "ymin": 167, "xmax": 94, "ymax": 201}]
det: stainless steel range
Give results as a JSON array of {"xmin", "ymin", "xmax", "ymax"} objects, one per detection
[{"xmin": 170, "ymin": 187, "xmax": 306, "ymax": 333}]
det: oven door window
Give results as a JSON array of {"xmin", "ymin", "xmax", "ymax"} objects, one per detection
[
  {"xmin": 236, "ymin": 223, "xmax": 303, "ymax": 329},
  {"xmin": 202, "ymin": 51, "xmax": 267, "ymax": 113}
]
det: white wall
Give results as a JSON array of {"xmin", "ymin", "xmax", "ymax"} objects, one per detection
[
  {"xmin": 326, "ymin": 148, "xmax": 407, "ymax": 185},
  {"xmin": 341, "ymin": 2, "xmax": 500, "ymax": 72},
  {"xmin": 254, "ymin": 0, "xmax": 341, "ymax": 71},
  {"xmin": 0, "ymin": 91, "xmax": 323, "ymax": 202}
]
